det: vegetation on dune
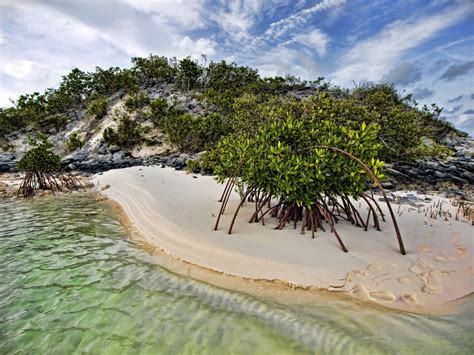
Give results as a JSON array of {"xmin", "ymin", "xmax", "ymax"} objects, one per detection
[
  {"xmin": 163, "ymin": 112, "xmax": 229, "ymax": 152},
  {"xmin": 86, "ymin": 96, "xmax": 108, "ymax": 120},
  {"xmin": 124, "ymin": 91, "xmax": 150, "ymax": 112},
  {"xmin": 145, "ymin": 98, "xmax": 169, "ymax": 127},
  {"xmin": 17, "ymin": 134, "xmax": 82, "ymax": 197},
  {"xmin": 2, "ymin": 53, "xmax": 466, "ymax": 161},
  {"xmin": 66, "ymin": 132, "xmax": 84, "ymax": 152},
  {"xmin": 103, "ymin": 112, "xmax": 142, "ymax": 148}
]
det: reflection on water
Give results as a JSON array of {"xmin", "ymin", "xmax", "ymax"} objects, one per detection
[{"xmin": 1, "ymin": 194, "xmax": 473, "ymax": 354}]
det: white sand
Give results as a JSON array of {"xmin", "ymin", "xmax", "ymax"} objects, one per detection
[{"xmin": 94, "ymin": 166, "xmax": 473, "ymax": 312}]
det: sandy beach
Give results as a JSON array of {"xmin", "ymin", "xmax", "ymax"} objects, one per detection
[{"xmin": 94, "ymin": 166, "xmax": 473, "ymax": 312}]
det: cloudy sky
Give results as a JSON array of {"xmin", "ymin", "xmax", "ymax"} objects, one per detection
[{"xmin": 1, "ymin": 0, "xmax": 473, "ymax": 134}]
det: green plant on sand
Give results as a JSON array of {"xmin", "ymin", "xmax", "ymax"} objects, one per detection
[
  {"xmin": 211, "ymin": 107, "xmax": 406, "ymax": 255},
  {"xmin": 17, "ymin": 134, "xmax": 82, "ymax": 197}
]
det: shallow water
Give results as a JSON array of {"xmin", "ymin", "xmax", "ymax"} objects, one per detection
[{"xmin": 1, "ymin": 194, "xmax": 473, "ymax": 354}]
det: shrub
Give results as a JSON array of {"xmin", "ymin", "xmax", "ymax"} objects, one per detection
[
  {"xmin": 124, "ymin": 92, "xmax": 150, "ymax": 112},
  {"xmin": 17, "ymin": 134, "xmax": 81, "ymax": 197},
  {"xmin": 146, "ymin": 98, "xmax": 168, "ymax": 127},
  {"xmin": 131, "ymin": 55, "xmax": 177, "ymax": 85},
  {"xmin": 186, "ymin": 159, "xmax": 201, "ymax": 173},
  {"xmin": 163, "ymin": 113, "xmax": 229, "ymax": 153},
  {"xmin": 42, "ymin": 114, "xmax": 68, "ymax": 131},
  {"xmin": 87, "ymin": 96, "xmax": 108, "ymax": 119},
  {"xmin": 210, "ymin": 106, "xmax": 408, "ymax": 254},
  {"xmin": 66, "ymin": 132, "xmax": 84, "ymax": 152},
  {"xmin": 163, "ymin": 113, "xmax": 200, "ymax": 152},
  {"xmin": 17, "ymin": 134, "xmax": 61, "ymax": 173},
  {"xmin": 177, "ymin": 57, "xmax": 203, "ymax": 90},
  {"xmin": 103, "ymin": 113, "xmax": 142, "ymax": 148}
]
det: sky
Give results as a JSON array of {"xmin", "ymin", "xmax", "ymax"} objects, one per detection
[{"xmin": 1, "ymin": 0, "xmax": 473, "ymax": 135}]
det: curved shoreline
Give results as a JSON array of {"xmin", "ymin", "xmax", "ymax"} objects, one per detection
[{"xmin": 94, "ymin": 166, "xmax": 474, "ymax": 314}]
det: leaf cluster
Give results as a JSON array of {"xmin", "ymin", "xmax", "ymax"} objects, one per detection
[
  {"xmin": 211, "ymin": 106, "xmax": 384, "ymax": 206},
  {"xmin": 66, "ymin": 132, "xmax": 84, "ymax": 152},
  {"xmin": 17, "ymin": 134, "xmax": 61, "ymax": 173},
  {"xmin": 163, "ymin": 112, "xmax": 229, "ymax": 153},
  {"xmin": 86, "ymin": 96, "xmax": 108, "ymax": 119},
  {"xmin": 103, "ymin": 113, "xmax": 142, "ymax": 148},
  {"xmin": 124, "ymin": 92, "xmax": 150, "ymax": 112}
]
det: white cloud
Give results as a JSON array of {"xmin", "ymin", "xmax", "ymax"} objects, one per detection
[
  {"xmin": 176, "ymin": 36, "xmax": 216, "ymax": 57},
  {"xmin": 3, "ymin": 60, "xmax": 37, "ymax": 78},
  {"xmin": 119, "ymin": 0, "xmax": 206, "ymax": 28},
  {"xmin": 331, "ymin": 2, "xmax": 472, "ymax": 85},
  {"xmin": 255, "ymin": 0, "xmax": 345, "ymax": 43},
  {"xmin": 250, "ymin": 45, "xmax": 320, "ymax": 79},
  {"xmin": 212, "ymin": 0, "xmax": 267, "ymax": 40},
  {"xmin": 294, "ymin": 29, "xmax": 329, "ymax": 56},
  {"xmin": 0, "ymin": 0, "xmax": 218, "ymax": 106}
]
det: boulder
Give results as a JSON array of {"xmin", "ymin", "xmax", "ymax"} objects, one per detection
[
  {"xmin": 62, "ymin": 150, "xmax": 90, "ymax": 164},
  {"xmin": 112, "ymin": 151, "xmax": 125, "ymax": 163},
  {"xmin": 0, "ymin": 152, "xmax": 15, "ymax": 162}
]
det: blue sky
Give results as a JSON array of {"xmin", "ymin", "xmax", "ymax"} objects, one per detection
[{"xmin": 1, "ymin": 0, "xmax": 473, "ymax": 134}]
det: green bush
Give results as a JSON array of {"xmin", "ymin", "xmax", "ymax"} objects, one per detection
[
  {"xmin": 66, "ymin": 132, "xmax": 84, "ymax": 152},
  {"xmin": 177, "ymin": 57, "xmax": 203, "ymax": 90},
  {"xmin": 185, "ymin": 159, "xmax": 201, "ymax": 173},
  {"xmin": 145, "ymin": 98, "xmax": 168, "ymax": 126},
  {"xmin": 103, "ymin": 113, "xmax": 142, "ymax": 148},
  {"xmin": 17, "ymin": 134, "xmax": 61, "ymax": 173},
  {"xmin": 163, "ymin": 113, "xmax": 200, "ymax": 151},
  {"xmin": 163, "ymin": 113, "xmax": 229, "ymax": 153},
  {"xmin": 124, "ymin": 92, "xmax": 150, "ymax": 112},
  {"xmin": 87, "ymin": 96, "xmax": 108, "ymax": 119},
  {"xmin": 131, "ymin": 55, "xmax": 177, "ymax": 84},
  {"xmin": 42, "ymin": 114, "xmax": 68, "ymax": 131},
  {"xmin": 211, "ymin": 105, "xmax": 384, "ymax": 196}
]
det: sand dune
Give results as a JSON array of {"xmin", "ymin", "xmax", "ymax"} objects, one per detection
[{"xmin": 94, "ymin": 166, "xmax": 473, "ymax": 312}]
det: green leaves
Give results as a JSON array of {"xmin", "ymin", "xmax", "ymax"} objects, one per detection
[
  {"xmin": 87, "ymin": 96, "xmax": 108, "ymax": 119},
  {"xmin": 210, "ymin": 96, "xmax": 383, "ymax": 206},
  {"xmin": 103, "ymin": 113, "xmax": 142, "ymax": 148},
  {"xmin": 124, "ymin": 92, "xmax": 150, "ymax": 112},
  {"xmin": 66, "ymin": 132, "xmax": 84, "ymax": 152},
  {"xmin": 17, "ymin": 134, "xmax": 61, "ymax": 173}
]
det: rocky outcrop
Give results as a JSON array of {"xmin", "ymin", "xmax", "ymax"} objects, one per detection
[
  {"xmin": 384, "ymin": 137, "xmax": 473, "ymax": 189},
  {"xmin": 61, "ymin": 149, "xmax": 143, "ymax": 173},
  {"xmin": 0, "ymin": 152, "xmax": 17, "ymax": 173}
]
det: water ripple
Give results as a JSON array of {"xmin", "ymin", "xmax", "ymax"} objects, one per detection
[{"xmin": 1, "ymin": 193, "xmax": 473, "ymax": 354}]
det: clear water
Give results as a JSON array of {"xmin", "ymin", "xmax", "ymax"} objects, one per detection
[{"xmin": 1, "ymin": 194, "xmax": 473, "ymax": 354}]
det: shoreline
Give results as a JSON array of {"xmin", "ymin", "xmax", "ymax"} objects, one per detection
[
  {"xmin": 94, "ymin": 166, "xmax": 473, "ymax": 314},
  {"xmin": 107, "ymin": 195, "xmax": 472, "ymax": 315}
]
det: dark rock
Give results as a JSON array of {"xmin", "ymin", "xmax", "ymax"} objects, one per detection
[
  {"xmin": 448, "ymin": 175, "xmax": 468, "ymax": 185},
  {"xmin": 0, "ymin": 163, "xmax": 14, "ymax": 172},
  {"xmin": 0, "ymin": 152, "xmax": 15, "ymax": 162},
  {"xmin": 385, "ymin": 167, "xmax": 408, "ymax": 178},
  {"xmin": 62, "ymin": 150, "xmax": 90, "ymax": 165},
  {"xmin": 381, "ymin": 182, "xmax": 393, "ymax": 189}
]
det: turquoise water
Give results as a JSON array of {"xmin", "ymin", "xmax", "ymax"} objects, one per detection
[{"xmin": 1, "ymin": 194, "xmax": 473, "ymax": 354}]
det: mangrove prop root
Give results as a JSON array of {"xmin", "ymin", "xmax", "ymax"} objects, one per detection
[
  {"xmin": 228, "ymin": 188, "xmax": 255, "ymax": 234},
  {"xmin": 214, "ymin": 146, "xmax": 406, "ymax": 255},
  {"xmin": 214, "ymin": 177, "xmax": 235, "ymax": 230},
  {"xmin": 314, "ymin": 145, "xmax": 406, "ymax": 255},
  {"xmin": 17, "ymin": 171, "xmax": 83, "ymax": 197}
]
